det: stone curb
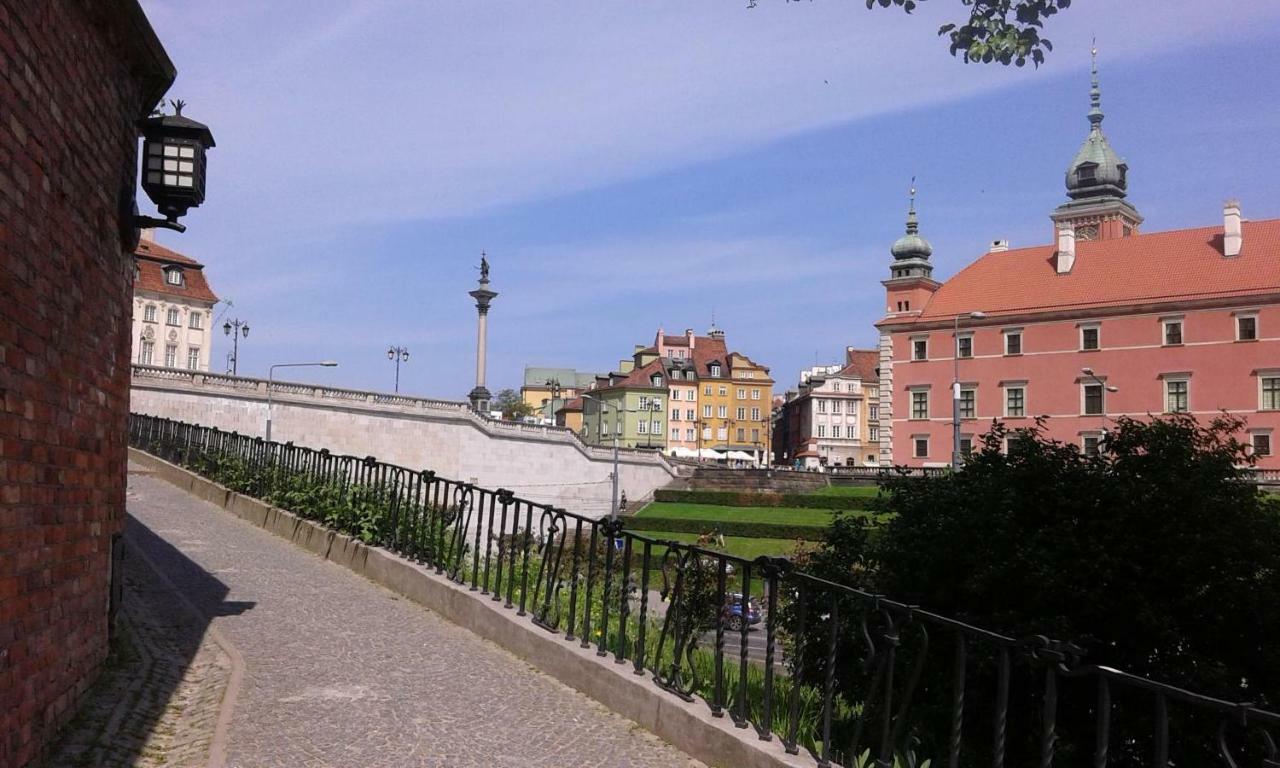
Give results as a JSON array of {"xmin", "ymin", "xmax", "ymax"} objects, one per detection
[{"xmin": 128, "ymin": 448, "xmax": 814, "ymax": 768}]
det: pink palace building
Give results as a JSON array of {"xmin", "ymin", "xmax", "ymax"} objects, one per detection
[{"xmin": 876, "ymin": 58, "xmax": 1280, "ymax": 469}]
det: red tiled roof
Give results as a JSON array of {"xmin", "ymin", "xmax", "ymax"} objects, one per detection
[
  {"xmin": 597, "ymin": 358, "xmax": 668, "ymax": 391},
  {"xmin": 557, "ymin": 396, "xmax": 584, "ymax": 413},
  {"xmin": 134, "ymin": 238, "xmax": 218, "ymax": 303},
  {"xmin": 838, "ymin": 349, "xmax": 879, "ymax": 381},
  {"xmin": 891, "ymin": 218, "xmax": 1280, "ymax": 324},
  {"xmin": 662, "ymin": 334, "xmax": 690, "ymax": 347},
  {"xmin": 690, "ymin": 337, "xmax": 729, "ymax": 378}
]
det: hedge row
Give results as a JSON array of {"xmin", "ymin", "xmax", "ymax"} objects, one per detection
[
  {"xmin": 623, "ymin": 515, "xmax": 829, "ymax": 541},
  {"xmin": 654, "ymin": 488, "xmax": 883, "ymax": 511}
]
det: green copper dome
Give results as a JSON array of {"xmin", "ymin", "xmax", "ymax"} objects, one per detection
[
  {"xmin": 1065, "ymin": 50, "xmax": 1129, "ymax": 200},
  {"xmin": 891, "ymin": 204, "xmax": 933, "ymax": 261}
]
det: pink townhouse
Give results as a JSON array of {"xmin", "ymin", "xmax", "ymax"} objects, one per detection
[{"xmin": 875, "ymin": 60, "xmax": 1280, "ymax": 469}]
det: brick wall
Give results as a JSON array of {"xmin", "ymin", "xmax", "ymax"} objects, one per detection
[{"xmin": 0, "ymin": 2, "xmax": 172, "ymax": 764}]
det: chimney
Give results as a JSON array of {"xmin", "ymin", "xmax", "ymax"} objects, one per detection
[
  {"xmin": 989, "ymin": 239, "xmax": 1009, "ymax": 253},
  {"xmin": 1224, "ymin": 200, "xmax": 1242, "ymax": 257},
  {"xmin": 686, "ymin": 328, "xmax": 695, "ymax": 349},
  {"xmin": 1055, "ymin": 225, "xmax": 1076, "ymax": 274},
  {"xmin": 140, "ymin": 228, "xmax": 156, "ymax": 244}
]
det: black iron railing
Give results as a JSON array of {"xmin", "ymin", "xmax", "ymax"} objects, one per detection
[{"xmin": 129, "ymin": 414, "xmax": 1278, "ymax": 767}]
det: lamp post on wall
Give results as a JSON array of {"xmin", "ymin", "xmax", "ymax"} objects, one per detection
[
  {"xmin": 223, "ymin": 318, "xmax": 249, "ymax": 375},
  {"xmin": 266, "ymin": 361, "xmax": 338, "ymax": 442},
  {"xmin": 1081, "ymin": 367, "xmax": 1120, "ymax": 451},
  {"xmin": 544, "ymin": 378, "xmax": 562, "ymax": 424},
  {"xmin": 953, "ymin": 311, "xmax": 987, "ymax": 471},
  {"xmin": 132, "ymin": 99, "xmax": 215, "ymax": 239},
  {"xmin": 387, "ymin": 346, "xmax": 409, "ymax": 393}
]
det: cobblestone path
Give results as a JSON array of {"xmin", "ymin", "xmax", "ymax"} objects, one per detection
[
  {"xmin": 45, "ymin": 487, "xmax": 233, "ymax": 767},
  {"xmin": 121, "ymin": 471, "xmax": 705, "ymax": 768}
]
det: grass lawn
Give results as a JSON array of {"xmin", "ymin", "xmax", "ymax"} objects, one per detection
[
  {"xmin": 807, "ymin": 485, "xmax": 882, "ymax": 498},
  {"xmin": 636, "ymin": 502, "xmax": 859, "ymax": 526},
  {"xmin": 635, "ymin": 530, "xmax": 812, "ymax": 560}
]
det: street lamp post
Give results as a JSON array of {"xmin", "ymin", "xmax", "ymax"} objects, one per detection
[
  {"xmin": 582, "ymin": 392, "xmax": 620, "ymax": 521},
  {"xmin": 1081, "ymin": 367, "xmax": 1120, "ymax": 449},
  {"xmin": 223, "ymin": 318, "xmax": 249, "ymax": 375},
  {"xmin": 266, "ymin": 361, "xmax": 338, "ymax": 441},
  {"xmin": 953, "ymin": 311, "xmax": 987, "ymax": 471},
  {"xmin": 545, "ymin": 378, "xmax": 562, "ymax": 424},
  {"xmin": 387, "ymin": 346, "xmax": 410, "ymax": 393}
]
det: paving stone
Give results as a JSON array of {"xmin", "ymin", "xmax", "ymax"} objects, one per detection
[{"xmin": 123, "ymin": 472, "xmax": 705, "ymax": 768}]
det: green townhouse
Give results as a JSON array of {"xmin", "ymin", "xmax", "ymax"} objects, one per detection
[{"xmin": 580, "ymin": 357, "xmax": 668, "ymax": 450}]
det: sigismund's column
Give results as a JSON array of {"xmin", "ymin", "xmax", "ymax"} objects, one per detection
[{"xmin": 468, "ymin": 253, "xmax": 498, "ymax": 413}]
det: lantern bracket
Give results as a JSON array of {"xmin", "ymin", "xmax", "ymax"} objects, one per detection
[{"xmin": 133, "ymin": 214, "xmax": 186, "ymax": 233}]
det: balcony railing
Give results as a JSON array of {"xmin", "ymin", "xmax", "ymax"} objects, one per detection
[{"xmin": 129, "ymin": 413, "xmax": 1279, "ymax": 767}]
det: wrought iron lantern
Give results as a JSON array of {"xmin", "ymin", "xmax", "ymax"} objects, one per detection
[{"xmin": 136, "ymin": 99, "xmax": 215, "ymax": 233}]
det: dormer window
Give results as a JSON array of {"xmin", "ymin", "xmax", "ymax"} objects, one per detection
[
  {"xmin": 709, "ymin": 364, "xmax": 721, "ymax": 377},
  {"xmin": 164, "ymin": 267, "xmax": 183, "ymax": 286},
  {"xmin": 650, "ymin": 374, "xmax": 664, "ymax": 387},
  {"xmin": 1076, "ymin": 164, "xmax": 1096, "ymax": 184}
]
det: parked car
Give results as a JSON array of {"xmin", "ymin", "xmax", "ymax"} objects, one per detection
[{"xmin": 722, "ymin": 593, "xmax": 762, "ymax": 631}]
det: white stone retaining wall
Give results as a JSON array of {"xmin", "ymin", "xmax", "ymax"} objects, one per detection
[{"xmin": 129, "ymin": 366, "xmax": 677, "ymax": 515}]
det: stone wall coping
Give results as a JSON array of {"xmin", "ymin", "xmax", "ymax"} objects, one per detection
[{"xmin": 131, "ymin": 365, "xmax": 678, "ymax": 473}]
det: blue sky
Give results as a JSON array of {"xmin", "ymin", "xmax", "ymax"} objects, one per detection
[{"xmin": 139, "ymin": 1, "xmax": 1280, "ymax": 398}]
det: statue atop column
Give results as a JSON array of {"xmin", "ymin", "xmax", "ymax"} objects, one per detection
[{"xmin": 468, "ymin": 252, "xmax": 498, "ymax": 413}]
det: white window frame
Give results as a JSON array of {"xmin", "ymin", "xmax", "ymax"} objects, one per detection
[
  {"xmin": 736, "ymin": 407, "xmax": 745, "ymax": 419},
  {"xmin": 1003, "ymin": 329, "xmax": 1023, "ymax": 356},
  {"xmin": 817, "ymin": 399, "xmax": 827, "ymax": 414},
  {"xmin": 751, "ymin": 388, "xmax": 760, "ymax": 400},
  {"xmin": 165, "ymin": 268, "xmax": 182, "ymax": 286},
  {"xmin": 686, "ymin": 409, "xmax": 695, "ymax": 421},
  {"xmin": 909, "ymin": 388, "xmax": 930, "ymax": 420},
  {"xmin": 1250, "ymin": 429, "xmax": 1272, "ymax": 457},
  {"xmin": 186, "ymin": 347, "xmax": 200, "ymax": 370},
  {"xmin": 1082, "ymin": 432, "xmax": 1103, "ymax": 458},
  {"xmin": 685, "ymin": 428, "xmax": 695, "ymax": 441},
  {"xmin": 717, "ymin": 405, "xmax": 727, "ymax": 418},
  {"xmin": 1081, "ymin": 382, "xmax": 1106, "ymax": 416},
  {"xmin": 164, "ymin": 344, "xmax": 177, "ymax": 368},
  {"xmin": 140, "ymin": 340, "xmax": 154, "ymax": 365},
  {"xmin": 166, "ymin": 307, "xmax": 180, "ymax": 326},
  {"xmin": 1002, "ymin": 382, "xmax": 1027, "ymax": 418},
  {"xmin": 1162, "ymin": 374, "xmax": 1191, "ymax": 413},
  {"xmin": 638, "ymin": 420, "xmax": 649, "ymax": 435},
  {"xmin": 869, "ymin": 426, "xmax": 879, "ymax": 442},
  {"xmin": 737, "ymin": 388, "xmax": 746, "ymax": 399},
  {"xmin": 1260, "ymin": 373, "xmax": 1280, "ymax": 411},
  {"xmin": 956, "ymin": 333, "xmax": 974, "ymax": 359},
  {"xmin": 143, "ymin": 304, "xmax": 157, "ymax": 323},
  {"xmin": 1161, "ymin": 316, "xmax": 1184, "ymax": 346},
  {"xmin": 188, "ymin": 312, "xmax": 202, "ymax": 330},
  {"xmin": 817, "ymin": 424, "xmax": 826, "ymax": 438},
  {"xmin": 911, "ymin": 336, "xmax": 928, "ymax": 362},
  {"xmin": 1236, "ymin": 312, "xmax": 1259, "ymax": 342},
  {"xmin": 831, "ymin": 425, "xmax": 841, "ymax": 438},
  {"xmin": 831, "ymin": 400, "xmax": 842, "ymax": 414},
  {"xmin": 703, "ymin": 405, "xmax": 712, "ymax": 418},
  {"xmin": 718, "ymin": 386, "xmax": 727, "ymax": 396},
  {"xmin": 710, "ymin": 364, "xmax": 721, "ymax": 377},
  {"xmin": 716, "ymin": 427, "xmax": 727, "ymax": 441},
  {"xmin": 913, "ymin": 436, "xmax": 929, "ymax": 459},
  {"xmin": 958, "ymin": 387, "xmax": 976, "ymax": 419},
  {"xmin": 671, "ymin": 408, "xmax": 680, "ymax": 421},
  {"xmin": 751, "ymin": 407, "xmax": 760, "ymax": 420},
  {"xmin": 1079, "ymin": 323, "xmax": 1100, "ymax": 351}
]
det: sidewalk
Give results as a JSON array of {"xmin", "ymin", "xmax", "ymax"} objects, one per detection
[{"xmin": 69, "ymin": 468, "xmax": 704, "ymax": 768}]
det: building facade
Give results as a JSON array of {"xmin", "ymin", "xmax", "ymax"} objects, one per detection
[
  {"xmin": 0, "ymin": 2, "xmax": 175, "ymax": 763},
  {"xmin": 131, "ymin": 232, "xmax": 219, "ymax": 371},
  {"xmin": 877, "ymin": 60, "xmax": 1280, "ymax": 469},
  {"xmin": 580, "ymin": 358, "xmax": 667, "ymax": 450},
  {"xmin": 774, "ymin": 349, "xmax": 880, "ymax": 467},
  {"xmin": 520, "ymin": 366, "xmax": 600, "ymax": 422}
]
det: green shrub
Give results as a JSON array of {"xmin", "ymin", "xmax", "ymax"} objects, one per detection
[
  {"xmin": 654, "ymin": 488, "xmax": 883, "ymax": 511},
  {"xmin": 623, "ymin": 516, "xmax": 828, "ymax": 541}
]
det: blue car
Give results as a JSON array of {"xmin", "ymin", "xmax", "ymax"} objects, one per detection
[{"xmin": 722, "ymin": 594, "xmax": 762, "ymax": 631}]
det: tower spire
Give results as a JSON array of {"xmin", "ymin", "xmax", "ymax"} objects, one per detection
[
  {"xmin": 905, "ymin": 176, "xmax": 919, "ymax": 234},
  {"xmin": 1088, "ymin": 37, "xmax": 1103, "ymax": 129}
]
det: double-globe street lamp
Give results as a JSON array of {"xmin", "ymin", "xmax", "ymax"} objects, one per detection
[
  {"xmin": 1081, "ymin": 366, "xmax": 1120, "ymax": 450},
  {"xmin": 223, "ymin": 318, "xmax": 249, "ymax": 375},
  {"xmin": 387, "ymin": 346, "xmax": 410, "ymax": 393},
  {"xmin": 952, "ymin": 311, "xmax": 987, "ymax": 471},
  {"xmin": 266, "ymin": 361, "xmax": 338, "ymax": 442}
]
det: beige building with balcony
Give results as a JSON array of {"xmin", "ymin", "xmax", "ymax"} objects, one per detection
[
  {"xmin": 131, "ymin": 232, "xmax": 219, "ymax": 371},
  {"xmin": 773, "ymin": 348, "xmax": 880, "ymax": 467}
]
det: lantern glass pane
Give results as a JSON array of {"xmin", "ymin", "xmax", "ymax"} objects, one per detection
[
  {"xmin": 164, "ymin": 159, "xmax": 178, "ymax": 171},
  {"xmin": 164, "ymin": 174, "xmax": 177, "ymax": 185},
  {"xmin": 178, "ymin": 161, "xmax": 194, "ymax": 173},
  {"xmin": 177, "ymin": 176, "xmax": 194, "ymax": 187},
  {"xmin": 147, "ymin": 158, "xmax": 162, "ymax": 169},
  {"xmin": 163, "ymin": 144, "xmax": 179, "ymax": 157},
  {"xmin": 147, "ymin": 172, "xmax": 161, "ymax": 183},
  {"xmin": 148, "ymin": 143, "xmax": 162, "ymax": 155},
  {"xmin": 179, "ymin": 146, "xmax": 195, "ymax": 158}
]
